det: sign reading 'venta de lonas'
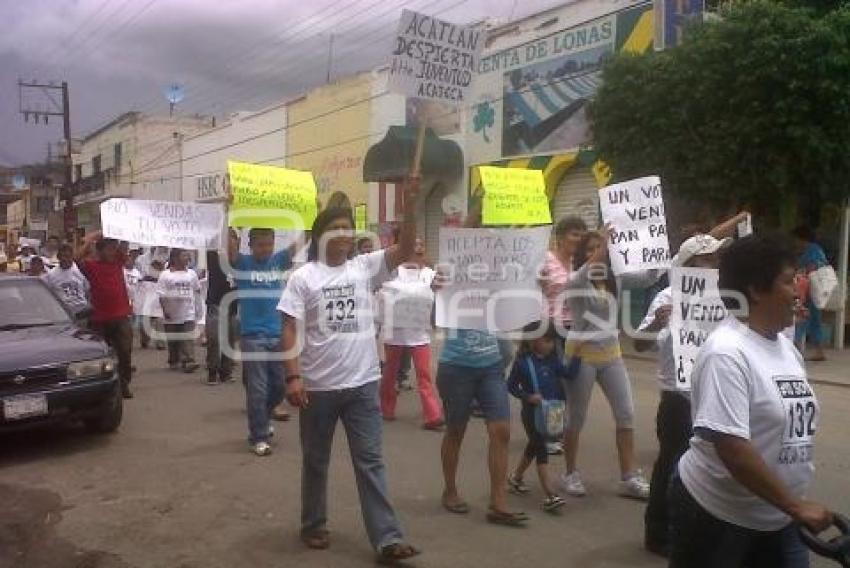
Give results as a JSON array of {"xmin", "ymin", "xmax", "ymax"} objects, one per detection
[{"xmin": 388, "ymin": 9, "xmax": 483, "ymax": 103}]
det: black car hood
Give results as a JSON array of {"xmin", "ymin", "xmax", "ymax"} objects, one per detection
[{"xmin": 0, "ymin": 324, "xmax": 110, "ymax": 373}]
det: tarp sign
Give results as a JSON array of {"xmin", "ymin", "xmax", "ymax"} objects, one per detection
[
  {"xmin": 480, "ymin": 166, "xmax": 551, "ymax": 226},
  {"xmin": 387, "ymin": 9, "xmax": 483, "ymax": 103},
  {"xmin": 670, "ymin": 267, "xmax": 727, "ymax": 390},
  {"xmin": 355, "ymin": 204, "xmax": 367, "ymax": 233},
  {"xmin": 228, "ymin": 161, "xmax": 318, "ymax": 231},
  {"xmin": 101, "ymin": 198, "xmax": 224, "ymax": 249},
  {"xmin": 599, "ymin": 175, "xmax": 671, "ymax": 275},
  {"xmin": 435, "ymin": 226, "xmax": 549, "ymax": 331}
]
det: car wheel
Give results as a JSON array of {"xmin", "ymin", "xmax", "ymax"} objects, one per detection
[{"xmin": 84, "ymin": 386, "xmax": 123, "ymax": 434}]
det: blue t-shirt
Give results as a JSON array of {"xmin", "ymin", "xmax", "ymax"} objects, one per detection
[
  {"xmin": 507, "ymin": 353, "xmax": 570, "ymax": 402},
  {"xmin": 439, "ymin": 329, "xmax": 502, "ymax": 368},
  {"xmin": 235, "ymin": 250, "xmax": 292, "ymax": 338}
]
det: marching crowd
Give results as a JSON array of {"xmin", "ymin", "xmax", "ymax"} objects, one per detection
[{"xmin": 4, "ymin": 173, "xmax": 840, "ymax": 566}]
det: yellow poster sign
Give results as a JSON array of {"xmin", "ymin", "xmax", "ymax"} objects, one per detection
[
  {"xmin": 227, "ymin": 161, "xmax": 318, "ymax": 230},
  {"xmin": 355, "ymin": 204, "xmax": 367, "ymax": 232},
  {"xmin": 480, "ymin": 166, "xmax": 552, "ymax": 226}
]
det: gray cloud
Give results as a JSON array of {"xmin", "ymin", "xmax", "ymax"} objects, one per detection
[{"xmin": 0, "ymin": 0, "xmax": 566, "ymax": 166}]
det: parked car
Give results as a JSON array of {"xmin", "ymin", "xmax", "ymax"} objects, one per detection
[{"xmin": 0, "ymin": 274, "xmax": 122, "ymax": 433}]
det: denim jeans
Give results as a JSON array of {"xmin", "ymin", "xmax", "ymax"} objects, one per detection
[
  {"xmin": 668, "ymin": 473, "xmax": 810, "ymax": 568},
  {"xmin": 240, "ymin": 336, "xmax": 284, "ymax": 444},
  {"xmin": 299, "ymin": 380, "xmax": 405, "ymax": 552}
]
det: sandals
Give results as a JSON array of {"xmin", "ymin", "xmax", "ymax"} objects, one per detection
[
  {"xmin": 378, "ymin": 542, "xmax": 421, "ymax": 565},
  {"xmin": 486, "ymin": 508, "xmax": 529, "ymax": 527},
  {"xmin": 301, "ymin": 529, "xmax": 330, "ymax": 550},
  {"xmin": 442, "ymin": 497, "xmax": 470, "ymax": 514}
]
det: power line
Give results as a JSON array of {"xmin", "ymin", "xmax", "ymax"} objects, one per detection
[
  {"xmin": 38, "ymin": 0, "xmax": 115, "ymax": 70},
  {"xmin": 129, "ymin": 67, "xmax": 603, "ymax": 185}
]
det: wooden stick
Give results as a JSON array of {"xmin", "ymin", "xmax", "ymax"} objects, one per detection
[{"xmin": 411, "ymin": 121, "xmax": 428, "ymax": 177}]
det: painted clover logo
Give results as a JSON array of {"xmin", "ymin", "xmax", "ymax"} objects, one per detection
[{"xmin": 473, "ymin": 101, "xmax": 495, "ymax": 143}]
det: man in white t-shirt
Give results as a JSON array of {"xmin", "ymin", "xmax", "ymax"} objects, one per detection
[
  {"xmin": 278, "ymin": 181, "xmax": 420, "ymax": 563},
  {"xmin": 668, "ymin": 234, "xmax": 832, "ymax": 568},
  {"xmin": 45, "ymin": 244, "xmax": 91, "ymax": 319},
  {"xmin": 635, "ymin": 234, "xmax": 730, "ymax": 557},
  {"xmin": 157, "ymin": 248, "xmax": 201, "ymax": 373}
]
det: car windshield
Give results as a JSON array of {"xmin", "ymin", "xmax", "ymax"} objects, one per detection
[{"xmin": 0, "ymin": 278, "xmax": 71, "ymax": 329}]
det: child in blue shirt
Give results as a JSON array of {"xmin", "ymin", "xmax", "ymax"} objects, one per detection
[{"xmin": 507, "ymin": 321, "xmax": 576, "ymax": 512}]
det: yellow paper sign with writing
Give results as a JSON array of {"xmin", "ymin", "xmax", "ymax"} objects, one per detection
[
  {"xmin": 480, "ymin": 166, "xmax": 551, "ymax": 226},
  {"xmin": 227, "ymin": 161, "xmax": 318, "ymax": 230},
  {"xmin": 355, "ymin": 204, "xmax": 367, "ymax": 232}
]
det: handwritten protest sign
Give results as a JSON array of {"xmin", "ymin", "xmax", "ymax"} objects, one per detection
[
  {"xmin": 227, "ymin": 161, "xmax": 318, "ymax": 230},
  {"xmin": 101, "ymin": 198, "xmax": 224, "ymax": 249},
  {"xmin": 378, "ymin": 280, "xmax": 434, "ymax": 329},
  {"xmin": 670, "ymin": 267, "xmax": 728, "ymax": 390},
  {"xmin": 599, "ymin": 176, "xmax": 671, "ymax": 276},
  {"xmin": 480, "ymin": 167, "xmax": 551, "ymax": 226},
  {"xmin": 435, "ymin": 226, "xmax": 549, "ymax": 331},
  {"xmin": 387, "ymin": 9, "xmax": 483, "ymax": 103},
  {"xmin": 355, "ymin": 204, "xmax": 367, "ymax": 233}
]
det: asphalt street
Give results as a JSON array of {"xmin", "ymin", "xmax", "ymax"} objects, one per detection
[{"xmin": 1, "ymin": 348, "xmax": 849, "ymax": 568}]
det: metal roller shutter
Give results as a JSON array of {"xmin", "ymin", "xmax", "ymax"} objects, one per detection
[{"xmin": 550, "ymin": 166, "xmax": 600, "ymax": 230}]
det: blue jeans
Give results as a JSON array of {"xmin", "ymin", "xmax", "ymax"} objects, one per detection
[
  {"xmin": 795, "ymin": 298, "xmax": 823, "ymax": 346},
  {"xmin": 240, "ymin": 336, "xmax": 284, "ymax": 444},
  {"xmin": 436, "ymin": 362, "xmax": 511, "ymax": 426},
  {"xmin": 299, "ymin": 380, "xmax": 404, "ymax": 552}
]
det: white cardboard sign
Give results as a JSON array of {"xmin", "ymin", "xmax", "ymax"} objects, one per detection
[
  {"xmin": 435, "ymin": 226, "xmax": 549, "ymax": 331},
  {"xmin": 669, "ymin": 267, "xmax": 728, "ymax": 390},
  {"xmin": 599, "ymin": 176, "xmax": 671, "ymax": 276},
  {"xmin": 387, "ymin": 9, "xmax": 483, "ymax": 103},
  {"xmin": 101, "ymin": 198, "xmax": 225, "ymax": 250}
]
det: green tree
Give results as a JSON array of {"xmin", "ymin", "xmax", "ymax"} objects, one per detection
[{"xmin": 590, "ymin": 2, "xmax": 850, "ymax": 227}]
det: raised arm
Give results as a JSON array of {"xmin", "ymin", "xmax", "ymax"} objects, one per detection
[
  {"xmin": 384, "ymin": 175, "xmax": 420, "ymax": 273},
  {"xmin": 709, "ymin": 211, "xmax": 750, "ymax": 240},
  {"xmin": 75, "ymin": 231, "xmax": 101, "ymax": 262}
]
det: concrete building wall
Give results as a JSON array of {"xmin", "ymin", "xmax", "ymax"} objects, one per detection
[{"xmin": 180, "ymin": 102, "xmax": 287, "ymax": 203}]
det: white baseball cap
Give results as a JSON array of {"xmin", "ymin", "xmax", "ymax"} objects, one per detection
[{"xmin": 673, "ymin": 234, "xmax": 732, "ymax": 267}]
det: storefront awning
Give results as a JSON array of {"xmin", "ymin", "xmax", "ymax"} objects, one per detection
[{"xmin": 363, "ymin": 126, "xmax": 463, "ymax": 182}]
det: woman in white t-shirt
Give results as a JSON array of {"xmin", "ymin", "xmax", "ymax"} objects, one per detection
[
  {"xmin": 669, "ymin": 234, "xmax": 833, "ymax": 568},
  {"xmin": 379, "ymin": 238, "xmax": 443, "ymax": 430},
  {"xmin": 278, "ymin": 178, "xmax": 420, "ymax": 563}
]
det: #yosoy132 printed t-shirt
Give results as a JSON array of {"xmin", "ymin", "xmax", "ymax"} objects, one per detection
[
  {"xmin": 156, "ymin": 269, "xmax": 201, "ymax": 324},
  {"xmin": 678, "ymin": 317, "xmax": 818, "ymax": 531},
  {"xmin": 278, "ymin": 250, "xmax": 390, "ymax": 391}
]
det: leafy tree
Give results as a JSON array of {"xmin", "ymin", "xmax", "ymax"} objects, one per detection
[{"xmin": 590, "ymin": 2, "xmax": 850, "ymax": 227}]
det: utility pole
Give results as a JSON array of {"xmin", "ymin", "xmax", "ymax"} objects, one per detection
[{"xmin": 18, "ymin": 80, "xmax": 74, "ymax": 235}]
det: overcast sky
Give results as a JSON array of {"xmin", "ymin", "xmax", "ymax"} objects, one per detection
[{"xmin": 0, "ymin": 0, "xmax": 570, "ymax": 166}]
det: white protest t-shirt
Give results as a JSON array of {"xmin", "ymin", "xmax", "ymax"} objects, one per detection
[
  {"xmin": 156, "ymin": 269, "xmax": 200, "ymax": 324},
  {"xmin": 45, "ymin": 265, "xmax": 91, "ymax": 316},
  {"xmin": 123, "ymin": 267, "xmax": 141, "ymax": 309},
  {"xmin": 277, "ymin": 250, "xmax": 390, "ymax": 391},
  {"xmin": 679, "ymin": 317, "xmax": 818, "ymax": 531},
  {"xmin": 637, "ymin": 287, "xmax": 677, "ymax": 393},
  {"xmin": 381, "ymin": 265, "xmax": 435, "ymax": 346}
]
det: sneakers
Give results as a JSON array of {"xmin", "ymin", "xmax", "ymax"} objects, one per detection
[
  {"xmin": 560, "ymin": 471, "xmax": 587, "ymax": 497},
  {"xmin": 507, "ymin": 474, "xmax": 531, "ymax": 495},
  {"xmin": 252, "ymin": 441, "xmax": 272, "ymax": 456},
  {"xmin": 619, "ymin": 471, "xmax": 650, "ymax": 501},
  {"xmin": 542, "ymin": 495, "xmax": 566, "ymax": 512}
]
